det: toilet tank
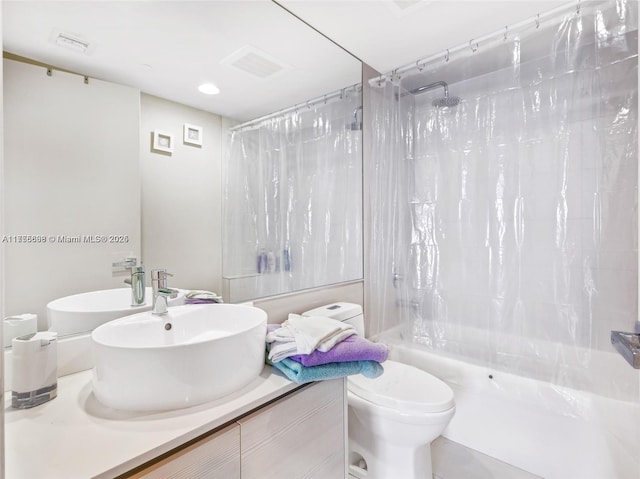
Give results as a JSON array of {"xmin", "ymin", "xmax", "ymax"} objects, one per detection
[{"xmin": 302, "ymin": 302, "xmax": 365, "ymax": 337}]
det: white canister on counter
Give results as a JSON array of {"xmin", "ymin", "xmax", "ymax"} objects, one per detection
[{"xmin": 11, "ymin": 331, "xmax": 58, "ymax": 409}]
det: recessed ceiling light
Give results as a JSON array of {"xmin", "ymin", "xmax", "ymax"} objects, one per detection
[{"xmin": 198, "ymin": 83, "xmax": 220, "ymax": 95}]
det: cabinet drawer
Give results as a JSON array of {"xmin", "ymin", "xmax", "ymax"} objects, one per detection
[
  {"xmin": 128, "ymin": 424, "xmax": 240, "ymax": 479},
  {"xmin": 238, "ymin": 379, "xmax": 346, "ymax": 479}
]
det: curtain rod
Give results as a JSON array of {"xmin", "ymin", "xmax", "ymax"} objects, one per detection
[
  {"xmin": 369, "ymin": 0, "xmax": 609, "ymax": 85},
  {"xmin": 3, "ymin": 51, "xmax": 92, "ymax": 83},
  {"xmin": 230, "ymin": 82, "xmax": 362, "ymax": 131}
]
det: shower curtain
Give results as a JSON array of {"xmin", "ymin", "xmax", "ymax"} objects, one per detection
[
  {"xmin": 224, "ymin": 86, "xmax": 362, "ymax": 300},
  {"xmin": 368, "ymin": 0, "xmax": 638, "ymax": 401}
]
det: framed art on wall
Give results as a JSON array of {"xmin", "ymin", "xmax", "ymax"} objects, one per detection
[
  {"xmin": 183, "ymin": 123, "xmax": 203, "ymax": 146},
  {"xmin": 152, "ymin": 130, "xmax": 174, "ymax": 153}
]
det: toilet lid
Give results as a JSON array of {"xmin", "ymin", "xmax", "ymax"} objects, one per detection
[{"xmin": 348, "ymin": 360, "xmax": 454, "ymax": 414}]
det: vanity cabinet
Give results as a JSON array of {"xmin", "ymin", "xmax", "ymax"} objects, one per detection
[
  {"xmin": 239, "ymin": 378, "xmax": 347, "ymax": 479},
  {"xmin": 128, "ymin": 424, "xmax": 241, "ymax": 478},
  {"xmin": 126, "ymin": 379, "xmax": 346, "ymax": 479}
]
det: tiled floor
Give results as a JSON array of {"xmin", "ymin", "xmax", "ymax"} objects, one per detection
[{"xmin": 432, "ymin": 437, "xmax": 542, "ymax": 479}]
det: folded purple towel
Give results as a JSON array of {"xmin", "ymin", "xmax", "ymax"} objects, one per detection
[
  {"xmin": 185, "ymin": 298, "xmax": 222, "ymax": 304},
  {"xmin": 267, "ymin": 323, "xmax": 388, "ymax": 366}
]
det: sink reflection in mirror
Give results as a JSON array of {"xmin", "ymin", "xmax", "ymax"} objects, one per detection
[
  {"xmin": 46, "ymin": 288, "xmax": 186, "ymax": 337},
  {"xmin": 91, "ymin": 303, "xmax": 267, "ymax": 412}
]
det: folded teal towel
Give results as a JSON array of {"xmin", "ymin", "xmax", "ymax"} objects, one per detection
[{"xmin": 267, "ymin": 355, "xmax": 384, "ymax": 384}]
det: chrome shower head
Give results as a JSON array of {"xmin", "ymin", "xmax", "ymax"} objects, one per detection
[
  {"xmin": 348, "ymin": 105, "xmax": 363, "ymax": 131},
  {"xmin": 432, "ymin": 95, "xmax": 461, "ymax": 108},
  {"xmin": 409, "ymin": 80, "xmax": 461, "ymax": 108}
]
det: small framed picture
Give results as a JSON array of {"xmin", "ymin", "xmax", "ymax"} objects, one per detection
[
  {"xmin": 183, "ymin": 123, "xmax": 203, "ymax": 146},
  {"xmin": 152, "ymin": 130, "xmax": 173, "ymax": 153}
]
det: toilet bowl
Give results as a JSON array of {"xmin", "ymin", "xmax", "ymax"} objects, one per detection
[
  {"xmin": 302, "ymin": 303, "xmax": 456, "ymax": 479},
  {"xmin": 347, "ymin": 360, "xmax": 455, "ymax": 479}
]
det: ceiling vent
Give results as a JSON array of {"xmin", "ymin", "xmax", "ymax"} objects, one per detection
[
  {"xmin": 220, "ymin": 45, "xmax": 290, "ymax": 79},
  {"xmin": 50, "ymin": 29, "xmax": 93, "ymax": 54}
]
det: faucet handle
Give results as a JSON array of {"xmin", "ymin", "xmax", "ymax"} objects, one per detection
[
  {"xmin": 151, "ymin": 269, "xmax": 173, "ymax": 281},
  {"xmin": 151, "ymin": 269, "xmax": 174, "ymax": 298}
]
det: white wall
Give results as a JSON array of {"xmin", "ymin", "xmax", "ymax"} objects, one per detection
[
  {"xmin": 1, "ymin": 3, "xmax": 6, "ymax": 474},
  {"xmin": 3, "ymin": 59, "xmax": 141, "ymax": 330},
  {"xmin": 140, "ymin": 94, "xmax": 222, "ymax": 294},
  {"xmin": 361, "ymin": 62, "xmax": 392, "ymax": 338}
]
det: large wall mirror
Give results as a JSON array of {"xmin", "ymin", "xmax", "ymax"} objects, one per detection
[{"xmin": 2, "ymin": 1, "xmax": 362, "ymax": 338}]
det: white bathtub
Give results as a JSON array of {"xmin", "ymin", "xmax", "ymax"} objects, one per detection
[{"xmin": 381, "ymin": 330, "xmax": 640, "ymax": 479}]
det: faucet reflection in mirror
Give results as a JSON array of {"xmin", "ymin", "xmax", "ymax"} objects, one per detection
[
  {"xmin": 223, "ymin": 84, "xmax": 363, "ymax": 302},
  {"xmin": 127, "ymin": 266, "xmax": 146, "ymax": 306},
  {"xmin": 116, "ymin": 257, "xmax": 146, "ymax": 307}
]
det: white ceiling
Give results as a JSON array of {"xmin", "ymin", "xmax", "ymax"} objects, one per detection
[
  {"xmin": 3, "ymin": 1, "xmax": 573, "ymax": 122},
  {"xmin": 2, "ymin": 1, "xmax": 361, "ymax": 122},
  {"xmin": 278, "ymin": 0, "xmax": 572, "ymax": 74}
]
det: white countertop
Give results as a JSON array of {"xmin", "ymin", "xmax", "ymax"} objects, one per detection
[{"xmin": 5, "ymin": 366, "xmax": 300, "ymax": 479}]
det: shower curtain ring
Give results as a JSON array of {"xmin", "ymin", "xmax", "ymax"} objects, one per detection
[
  {"xmin": 469, "ymin": 39, "xmax": 478, "ymax": 53},
  {"xmin": 416, "ymin": 59, "xmax": 424, "ymax": 71},
  {"xmin": 445, "ymin": 49, "xmax": 450, "ymax": 63},
  {"xmin": 576, "ymin": 0, "xmax": 581, "ymax": 15},
  {"xmin": 503, "ymin": 26, "xmax": 508, "ymax": 41},
  {"xmin": 535, "ymin": 13, "xmax": 541, "ymax": 29}
]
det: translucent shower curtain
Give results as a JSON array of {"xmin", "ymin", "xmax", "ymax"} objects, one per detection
[
  {"xmin": 368, "ymin": 0, "xmax": 638, "ymax": 400},
  {"xmin": 224, "ymin": 86, "xmax": 362, "ymax": 300}
]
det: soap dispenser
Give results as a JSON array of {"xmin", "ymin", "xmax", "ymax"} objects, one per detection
[{"xmin": 11, "ymin": 331, "xmax": 58, "ymax": 409}]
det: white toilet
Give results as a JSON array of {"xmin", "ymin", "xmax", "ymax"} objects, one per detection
[{"xmin": 303, "ymin": 303, "xmax": 455, "ymax": 479}]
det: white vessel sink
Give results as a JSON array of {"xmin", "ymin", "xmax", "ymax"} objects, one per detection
[
  {"xmin": 47, "ymin": 287, "xmax": 186, "ymax": 336},
  {"xmin": 91, "ymin": 303, "xmax": 267, "ymax": 411}
]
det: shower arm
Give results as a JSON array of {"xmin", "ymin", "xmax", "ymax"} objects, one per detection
[{"xmin": 409, "ymin": 81, "xmax": 450, "ymax": 98}]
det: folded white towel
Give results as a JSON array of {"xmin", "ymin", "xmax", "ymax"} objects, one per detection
[
  {"xmin": 267, "ymin": 341, "xmax": 298, "ymax": 363},
  {"xmin": 186, "ymin": 290, "xmax": 223, "ymax": 301},
  {"xmin": 266, "ymin": 314, "xmax": 356, "ymax": 362}
]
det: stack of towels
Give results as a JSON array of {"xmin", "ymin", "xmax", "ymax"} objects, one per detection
[{"xmin": 265, "ymin": 314, "xmax": 389, "ymax": 384}]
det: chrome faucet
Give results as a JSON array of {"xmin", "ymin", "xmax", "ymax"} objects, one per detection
[
  {"xmin": 152, "ymin": 289, "xmax": 173, "ymax": 315},
  {"xmin": 120, "ymin": 259, "xmax": 145, "ymax": 306},
  {"xmin": 151, "ymin": 269, "xmax": 178, "ymax": 315},
  {"xmin": 611, "ymin": 330, "xmax": 640, "ymax": 369}
]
